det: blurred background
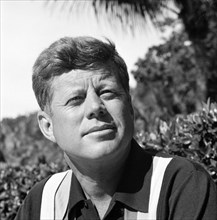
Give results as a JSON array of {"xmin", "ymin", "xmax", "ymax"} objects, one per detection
[
  {"xmin": 1, "ymin": 1, "xmax": 217, "ymax": 219},
  {"xmin": 1, "ymin": 0, "xmax": 165, "ymax": 119}
]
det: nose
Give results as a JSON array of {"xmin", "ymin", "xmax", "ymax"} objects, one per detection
[{"xmin": 85, "ymin": 91, "xmax": 106, "ymax": 119}]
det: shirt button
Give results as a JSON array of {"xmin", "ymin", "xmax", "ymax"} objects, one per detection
[
  {"xmin": 84, "ymin": 201, "xmax": 88, "ymax": 208},
  {"xmin": 120, "ymin": 208, "xmax": 124, "ymax": 215}
]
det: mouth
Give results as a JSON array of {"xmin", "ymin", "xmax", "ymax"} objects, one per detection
[{"xmin": 83, "ymin": 124, "xmax": 116, "ymax": 136}]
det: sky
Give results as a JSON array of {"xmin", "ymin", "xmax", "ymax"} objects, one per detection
[{"xmin": 1, "ymin": 0, "xmax": 165, "ymax": 119}]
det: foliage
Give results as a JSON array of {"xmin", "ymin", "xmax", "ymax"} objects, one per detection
[
  {"xmin": 0, "ymin": 163, "xmax": 67, "ymax": 220},
  {"xmin": 2, "ymin": 2, "xmax": 217, "ymax": 216},
  {"xmin": 132, "ymin": 26, "xmax": 206, "ymax": 133},
  {"xmin": 135, "ymin": 100, "xmax": 217, "ymax": 184},
  {"xmin": 46, "ymin": 0, "xmax": 217, "ymax": 100},
  {"xmin": 91, "ymin": 0, "xmax": 216, "ymax": 37},
  {"xmin": 1, "ymin": 102, "xmax": 217, "ymax": 219},
  {"xmin": 1, "ymin": 1, "xmax": 216, "ymax": 219},
  {"xmin": 0, "ymin": 112, "xmax": 64, "ymax": 166},
  {"xmin": 0, "ymin": 113, "xmax": 68, "ymax": 220},
  {"xmin": 92, "ymin": 0, "xmax": 170, "ymax": 29},
  {"xmin": 93, "ymin": 0, "xmax": 217, "ymax": 100}
]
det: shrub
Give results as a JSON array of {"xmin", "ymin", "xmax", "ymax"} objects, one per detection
[
  {"xmin": 135, "ymin": 100, "xmax": 217, "ymax": 184},
  {"xmin": 0, "ymin": 101, "xmax": 216, "ymax": 220},
  {"xmin": 0, "ymin": 163, "xmax": 67, "ymax": 220}
]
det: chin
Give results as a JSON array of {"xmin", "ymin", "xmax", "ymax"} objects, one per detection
[{"xmin": 84, "ymin": 140, "xmax": 125, "ymax": 160}]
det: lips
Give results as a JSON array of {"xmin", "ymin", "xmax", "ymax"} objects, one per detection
[{"xmin": 83, "ymin": 124, "xmax": 116, "ymax": 136}]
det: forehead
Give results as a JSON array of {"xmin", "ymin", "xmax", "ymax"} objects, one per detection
[{"xmin": 51, "ymin": 69, "xmax": 121, "ymax": 89}]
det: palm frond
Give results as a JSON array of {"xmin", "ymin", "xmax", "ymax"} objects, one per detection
[{"xmin": 92, "ymin": 0, "xmax": 178, "ymax": 26}]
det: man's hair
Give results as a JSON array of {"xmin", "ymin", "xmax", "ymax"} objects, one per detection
[{"xmin": 32, "ymin": 36, "xmax": 129, "ymax": 110}]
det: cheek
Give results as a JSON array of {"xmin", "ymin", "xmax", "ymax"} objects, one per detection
[
  {"xmin": 52, "ymin": 114, "xmax": 80, "ymax": 142},
  {"xmin": 112, "ymin": 101, "xmax": 134, "ymax": 126},
  {"xmin": 121, "ymin": 100, "xmax": 134, "ymax": 127}
]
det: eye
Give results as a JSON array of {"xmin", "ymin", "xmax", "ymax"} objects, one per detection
[
  {"xmin": 65, "ymin": 96, "xmax": 84, "ymax": 106},
  {"xmin": 100, "ymin": 90, "xmax": 117, "ymax": 99}
]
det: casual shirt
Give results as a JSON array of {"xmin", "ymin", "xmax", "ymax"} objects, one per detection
[{"xmin": 15, "ymin": 139, "xmax": 217, "ymax": 220}]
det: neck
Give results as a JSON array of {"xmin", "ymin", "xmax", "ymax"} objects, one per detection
[{"xmin": 64, "ymin": 145, "xmax": 131, "ymax": 200}]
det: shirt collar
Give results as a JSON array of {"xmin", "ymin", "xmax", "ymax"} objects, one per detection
[
  {"xmin": 67, "ymin": 173, "xmax": 86, "ymax": 210},
  {"xmin": 113, "ymin": 139, "xmax": 153, "ymax": 212},
  {"xmin": 67, "ymin": 139, "xmax": 153, "ymax": 213}
]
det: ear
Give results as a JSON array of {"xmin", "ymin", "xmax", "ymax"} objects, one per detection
[{"xmin": 37, "ymin": 110, "xmax": 56, "ymax": 143}]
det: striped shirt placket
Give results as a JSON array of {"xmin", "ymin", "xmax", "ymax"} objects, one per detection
[
  {"xmin": 124, "ymin": 157, "xmax": 172, "ymax": 220},
  {"xmin": 40, "ymin": 170, "xmax": 72, "ymax": 220},
  {"xmin": 40, "ymin": 156, "xmax": 172, "ymax": 220}
]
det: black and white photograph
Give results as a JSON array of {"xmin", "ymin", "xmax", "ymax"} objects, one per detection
[{"xmin": 1, "ymin": 1, "xmax": 217, "ymax": 219}]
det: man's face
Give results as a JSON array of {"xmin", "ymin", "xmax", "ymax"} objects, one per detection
[{"xmin": 46, "ymin": 68, "xmax": 134, "ymax": 163}]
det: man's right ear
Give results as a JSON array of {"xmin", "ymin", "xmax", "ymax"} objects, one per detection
[{"xmin": 37, "ymin": 111, "xmax": 56, "ymax": 143}]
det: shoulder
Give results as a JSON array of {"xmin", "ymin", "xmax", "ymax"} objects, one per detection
[
  {"xmin": 152, "ymin": 150, "xmax": 209, "ymax": 175},
  {"xmin": 141, "ymin": 147, "xmax": 216, "ymax": 193},
  {"xmin": 23, "ymin": 170, "xmax": 71, "ymax": 203},
  {"xmin": 163, "ymin": 153, "xmax": 211, "ymax": 180},
  {"xmin": 153, "ymin": 153, "xmax": 217, "ymax": 219},
  {"xmin": 132, "ymin": 140, "xmax": 213, "ymax": 184},
  {"xmin": 27, "ymin": 175, "xmax": 51, "ymax": 199},
  {"xmin": 15, "ymin": 176, "xmax": 51, "ymax": 220},
  {"xmin": 15, "ymin": 170, "xmax": 73, "ymax": 220},
  {"xmin": 15, "ymin": 171, "xmax": 70, "ymax": 220},
  {"xmin": 153, "ymin": 152, "xmax": 216, "ymax": 195}
]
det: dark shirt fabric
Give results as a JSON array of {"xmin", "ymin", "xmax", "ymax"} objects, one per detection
[{"xmin": 15, "ymin": 139, "xmax": 217, "ymax": 220}]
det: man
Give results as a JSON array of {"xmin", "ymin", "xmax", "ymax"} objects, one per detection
[{"xmin": 15, "ymin": 36, "xmax": 217, "ymax": 220}]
